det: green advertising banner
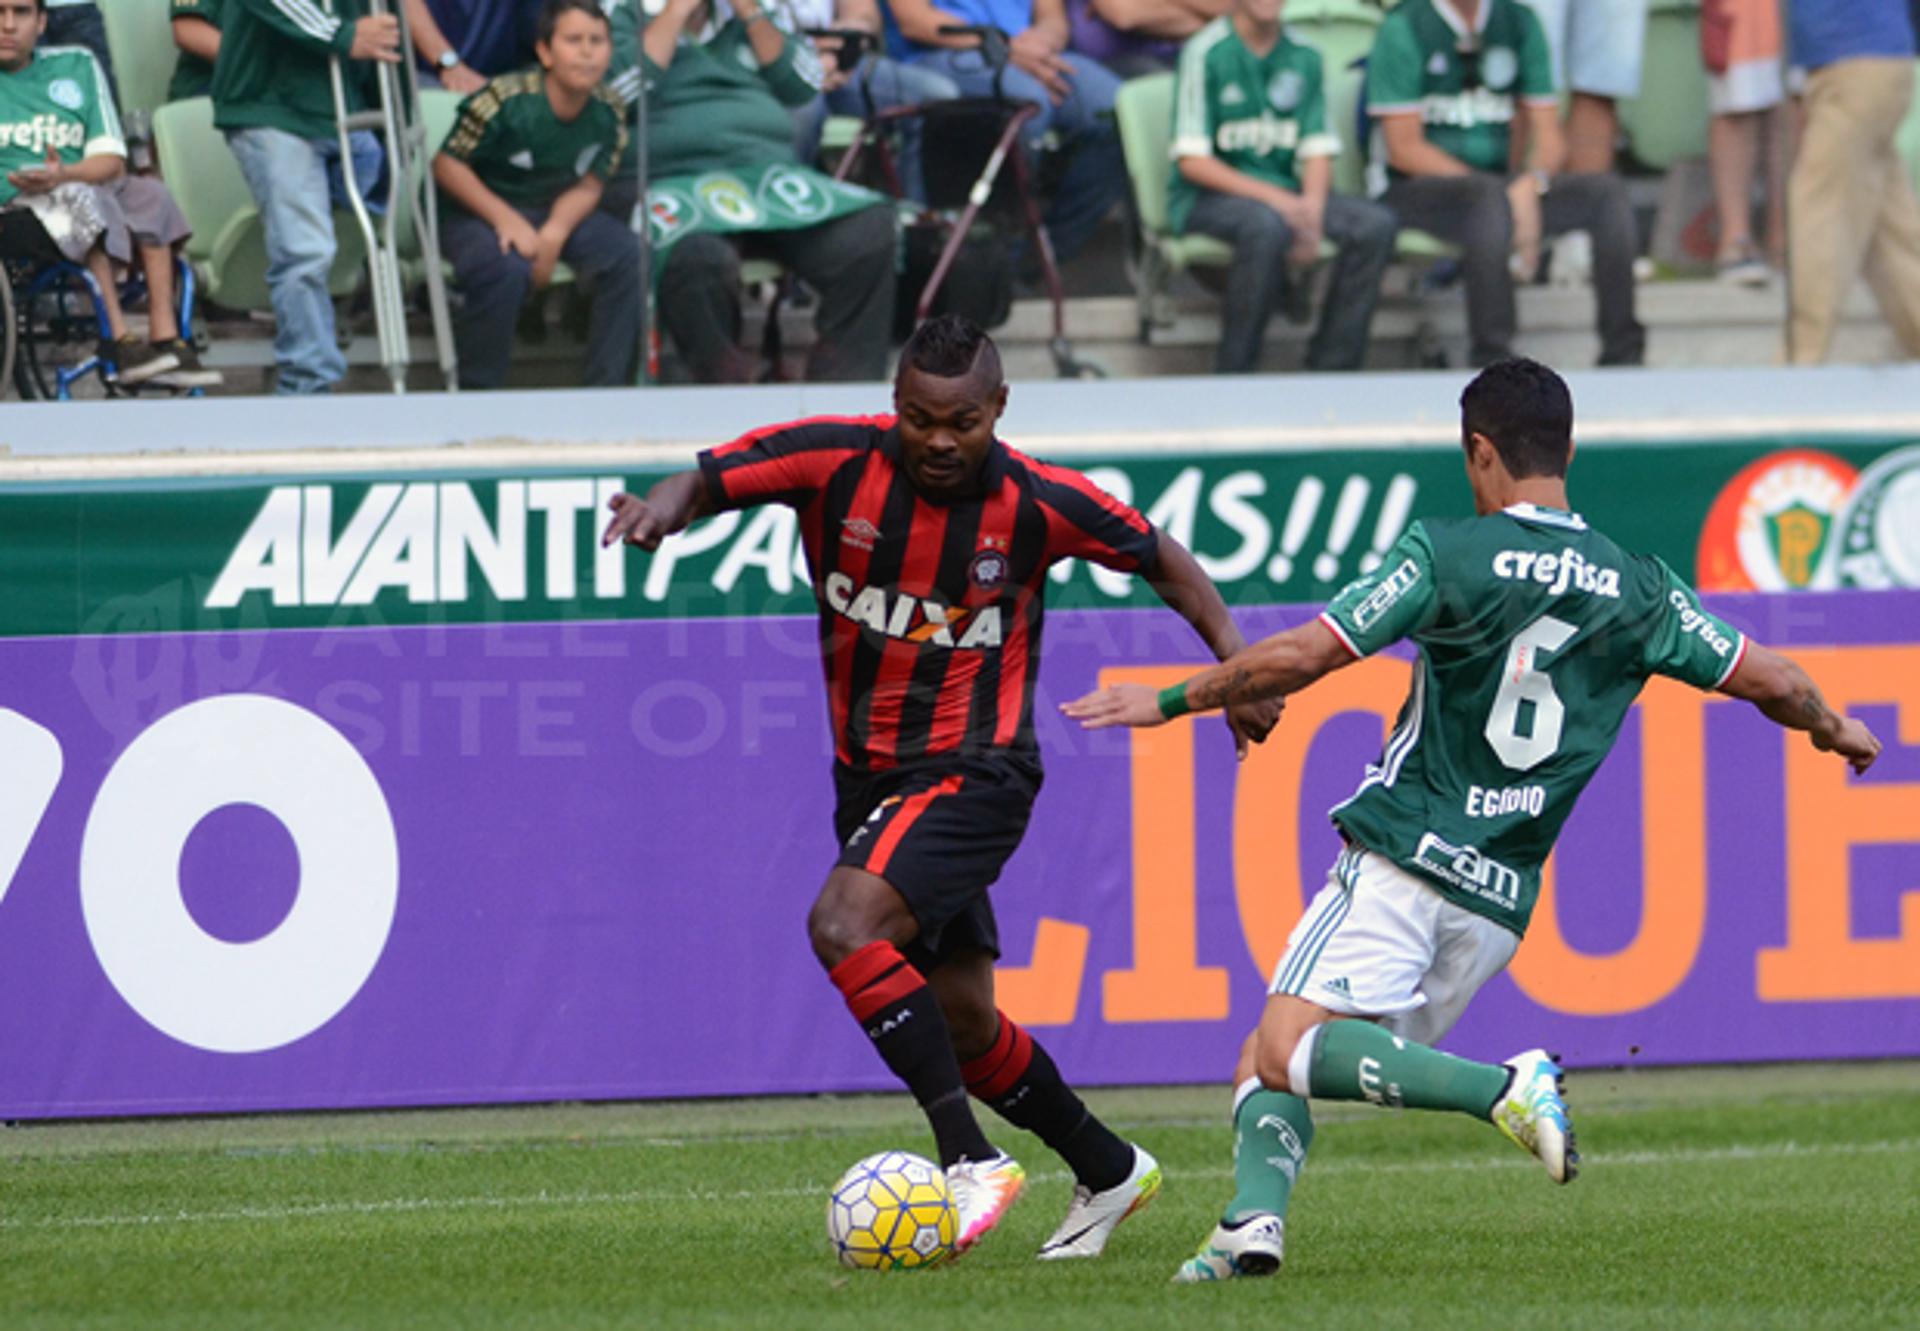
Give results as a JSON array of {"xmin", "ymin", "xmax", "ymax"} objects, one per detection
[{"xmin": 5, "ymin": 435, "xmax": 1918, "ymax": 638}]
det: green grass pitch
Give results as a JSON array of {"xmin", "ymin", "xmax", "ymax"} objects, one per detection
[{"xmin": 5, "ymin": 1061, "xmax": 1916, "ymax": 1330}]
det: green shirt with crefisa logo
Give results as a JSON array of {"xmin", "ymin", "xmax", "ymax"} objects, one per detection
[
  {"xmin": 1365, "ymin": 0, "xmax": 1554, "ymax": 177},
  {"xmin": 1318, "ymin": 504, "xmax": 1746, "ymax": 936},
  {"xmin": 1169, "ymin": 18, "xmax": 1341, "ymax": 233},
  {"xmin": 0, "ymin": 47, "xmax": 122, "ymax": 205}
]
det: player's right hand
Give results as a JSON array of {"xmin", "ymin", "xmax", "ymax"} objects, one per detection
[
  {"xmin": 1815, "ymin": 716, "xmax": 1882, "ymax": 774},
  {"xmin": 601, "ymin": 492, "xmax": 668, "ymax": 550}
]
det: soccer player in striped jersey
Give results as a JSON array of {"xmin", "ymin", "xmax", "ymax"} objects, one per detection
[
  {"xmin": 1065, "ymin": 357, "xmax": 1882, "ymax": 1281},
  {"xmin": 601, "ymin": 315, "xmax": 1282, "ymax": 1260}
]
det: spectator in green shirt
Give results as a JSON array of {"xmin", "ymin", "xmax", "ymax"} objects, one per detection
[
  {"xmin": 1367, "ymin": 0, "xmax": 1643, "ymax": 367},
  {"xmin": 1171, "ymin": 0, "xmax": 1395, "ymax": 371},
  {"xmin": 433, "ymin": 0, "xmax": 638, "ymax": 388}
]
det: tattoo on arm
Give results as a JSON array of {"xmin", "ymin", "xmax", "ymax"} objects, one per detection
[{"xmin": 1194, "ymin": 667, "xmax": 1256, "ymax": 712}]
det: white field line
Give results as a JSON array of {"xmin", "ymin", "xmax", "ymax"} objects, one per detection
[{"xmin": 5, "ymin": 1137, "xmax": 1916, "ymax": 1234}]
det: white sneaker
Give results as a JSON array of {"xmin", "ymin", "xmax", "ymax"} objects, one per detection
[
  {"xmin": 1035, "ymin": 1143, "xmax": 1161, "ymax": 1260},
  {"xmin": 1171, "ymin": 1212, "xmax": 1285, "ymax": 1282},
  {"xmin": 1493, "ymin": 1048, "xmax": 1578, "ymax": 1183},
  {"xmin": 945, "ymin": 1151, "xmax": 1026, "ymax": 1256}
]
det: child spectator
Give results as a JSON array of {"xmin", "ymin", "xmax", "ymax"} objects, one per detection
[
  {"xmin": 433, "ymin": 0, "xmax": 639, "ymax": 388},
  {"xmin": 1, "ymin": 0, "xmax": 219, "ymax": 386},
  {"xmin": 1171, "ymin": 0, "xmax": 1395, "ymax": 371}
]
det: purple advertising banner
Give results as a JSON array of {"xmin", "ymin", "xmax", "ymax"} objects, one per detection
[{"xmin": 1, "ymin": 592, "xmax": 1917, "ymax": 1119}]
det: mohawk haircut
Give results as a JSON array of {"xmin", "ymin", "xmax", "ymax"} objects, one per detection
[
  {"xmin": 1459, "ymin": 357, "xmax": 1575, "ymax": 480},
  {"xmin": 899, "ymin": 314, "xmax": 1003, "ymax": 387}
]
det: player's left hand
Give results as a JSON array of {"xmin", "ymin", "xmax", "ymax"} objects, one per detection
[
  {"xmin": 1815, "ymin": 715, "xmax": 1882, "ymax": 774},
  {"xmin": 1060, "ymin": 683, "xmax": 1163, "ymax": 730},
  {"xmin": 1224, "ymin": 697, "xmax": 1282, "ymax": 759}
]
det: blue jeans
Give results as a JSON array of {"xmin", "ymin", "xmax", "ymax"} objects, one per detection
[
  {"xmin": 793, "ymin": 56, "xmax": 960, "ymax": 201},
  {"xmin": 909, "ymin": 46, "xmax": 1124, "ymax": 264},
  {"xmin": 225, "ymin": 126, "xmax": 384, "ymax": 394},
  {"xmin": 441, "ymin": 205, "xmax": 640, "ymax": 389}
]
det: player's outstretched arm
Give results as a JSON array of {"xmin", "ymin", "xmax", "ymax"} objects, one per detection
[
  {"xmin": 1142, "ymin": 531, "xmax": 1283, "ymax": 755},
  {"xmin": 1062, "ymin": 617, "xmax": 1353, "ymax": 732},
  {"xmin": 1718, "ymin": 643, "xmax": 1882, "ymax": 774},
  {"xmin": 600, "ymin": 470, "xmax": 712, "ymax": 551}
]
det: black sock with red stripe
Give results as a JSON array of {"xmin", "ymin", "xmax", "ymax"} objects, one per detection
[
  {"xmin": 830, "ymin": 941, "xmax": 996, "ymax": 1168},
  {"xmin": 961, "ymin": 1011, "xmax": 1133, "ymax": 1192}
]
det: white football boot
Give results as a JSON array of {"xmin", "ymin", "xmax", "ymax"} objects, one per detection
[
  {"xmin": 1493, "ymin": 1048, "xmax": 1579, "ymax": 1183},
  {"xmin": 945, "ymin": 1151, "xmax": 1026, "ymax": 1256},
  {"xmin": 1035, "ymin": 1143, "xmax": 1162, "ymax": 1260},
  {"xmin": 1171, "ymin": 1212, "xmax": 1285, "ymax": 1282}
]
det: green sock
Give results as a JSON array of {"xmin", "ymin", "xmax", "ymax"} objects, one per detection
[
  {"xmin": 1224, "ymin": 1078, "xmax": 1315, "ymax": 1224},
  {"xmin": 1305, "ymin": 1020, "xmax": 1508, "ymax": 1120}
]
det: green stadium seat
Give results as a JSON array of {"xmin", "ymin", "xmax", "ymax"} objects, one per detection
[
  {"xmin": 151, "ymin": 96, "xmax": 367, "ymax": 313},
  {"xmin": 1114, "ymin": 72, "xmax": 1234, "ymax": 341},
  {"xmin": 99, "ymin": 0, "xmax": 177, "ymax": 123},
  {"xmin": 1285, "ymin": 0, "xmax": 1382, "ymax": 199},
  {"xmin": 1619, "ymin": 0, "xmax": 1710, "ymax": 169}
]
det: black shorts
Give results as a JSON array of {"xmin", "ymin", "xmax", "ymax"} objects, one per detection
[{"xmin": 832, "ymin": 754, "xmax": 1041, "ymax": 970}]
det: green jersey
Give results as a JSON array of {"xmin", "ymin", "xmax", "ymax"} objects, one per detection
[
  {"xmin": 213, "ymin": 0, "xmax": 375, "ymax": 140},
  {"xmin": 601, "ymin": 0, "xmax": 822, "ymax": 178},
  {"xmin": 1319, "ymin": 503, "xmax": 1747, "ymax": 936},
  {"xmin": 1169, "ymin": 18, "xmax": 1340, "ymax": 233},
  {"xmin": 0, "ymin": 47, "xmax": 122, "ymax": 206},
  {"xmin": 438, "ymin": 69, "xmax": 627, "ymax": 213},
  {"xmin": 1366, "ymin": 0, "xmax": 1555, "ymax": 176},
  {"xmin": 168, "ymin": 0, "xmax": 221, "ymax": 103}
]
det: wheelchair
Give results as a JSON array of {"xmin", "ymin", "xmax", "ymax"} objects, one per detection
[{"xmin": 0, "ymin": 207, "xmax": 205, "ymax": 401}]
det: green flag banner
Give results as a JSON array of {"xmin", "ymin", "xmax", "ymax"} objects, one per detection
[{"xmin": 644, "ymin": 163, "xmax": 888, "ymax": 255}]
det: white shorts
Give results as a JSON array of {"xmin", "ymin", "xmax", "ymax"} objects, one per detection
[
  {"xmin": 1267, "ymin": 844, "xmax": 1519, "ymax": 1047},
  {"xmin": 1520, "ymin": 0, "xmax": 1648, "ymax": 100}
]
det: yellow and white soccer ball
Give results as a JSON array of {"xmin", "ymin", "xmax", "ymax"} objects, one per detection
[{"xmin": 825, "ymin": 1150, "xmax": 957, "ymax": 1270}]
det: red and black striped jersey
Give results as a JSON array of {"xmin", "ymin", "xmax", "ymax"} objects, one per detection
[{"xmin": 698, "ymin": 414, "xmax": 1160, "ymax": 772}]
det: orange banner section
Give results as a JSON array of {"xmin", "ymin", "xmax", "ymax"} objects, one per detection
[
  {"xmin": 1759, "ymin": 645, "xmax": 1920, "ymax": 1000},
  {"xmin": 1001, "ymin": 642, "xmax": 1920, "ymax": 1029}
]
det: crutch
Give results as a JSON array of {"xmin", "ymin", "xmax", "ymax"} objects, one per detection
[{"xmin": 328, "ymin": 0, "xmax": 459, "ymax": 393}]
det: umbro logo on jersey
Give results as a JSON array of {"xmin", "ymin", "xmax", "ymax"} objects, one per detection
[
  {"xmin": 509, "ymin": 149, "xmax": 535, "ymax": 170},
  {"xmin": 1221, "ymin": 84, "xmax": 1246, "ymax": 105},
  {"xmin": 841, "ymin": 517, "xmax": 882, "ymax": 551},
  {"xmin": 823, "ymin": 571, "xmax": 1005, "ymax": 648},
  {"xmin": 1428, "ymin": 52, "xmax": 1448, "ymax": 75},
  {"xmin": 1492, "ymin": 547, "xmax": 1621, "ymax": 598}
]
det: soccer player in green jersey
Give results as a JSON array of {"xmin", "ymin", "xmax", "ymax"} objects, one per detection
[{"xmin": 1064, "ymin": 357, "xmax": 1884, "ymax": 1281}]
